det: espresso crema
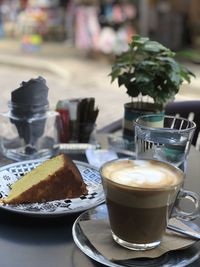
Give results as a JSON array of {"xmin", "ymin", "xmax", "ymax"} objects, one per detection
[{"xmin": 102, "ymin": 159, "xmax": 182, "ymax": 189}]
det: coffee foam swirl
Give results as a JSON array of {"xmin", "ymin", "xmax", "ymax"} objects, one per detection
[{"xmin": 102, "ymin": 160, "xmax": 181, "ymax": 189}]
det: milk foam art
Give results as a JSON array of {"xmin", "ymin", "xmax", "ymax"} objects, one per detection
[{"xmin": 102, "ymin": 159, "xmax": 182, "ymax": 189}]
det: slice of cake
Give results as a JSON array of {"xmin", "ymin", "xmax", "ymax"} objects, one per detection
[{"xmin": 2, "ymin": 154, "xmax": 88, "ymax": 204}]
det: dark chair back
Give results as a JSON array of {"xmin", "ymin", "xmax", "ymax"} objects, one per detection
[{"xmin": 165, "ymin": 101, "xmax": 200, "ymax": 147}]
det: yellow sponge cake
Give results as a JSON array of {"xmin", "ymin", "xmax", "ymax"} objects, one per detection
[{"xmin": 2, "ymin": 154, "xmax": 88, "ymax": 204}]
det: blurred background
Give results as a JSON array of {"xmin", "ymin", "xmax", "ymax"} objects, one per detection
[{"xmin": 0, "ymin": 0, "xmax": 199, "ymax": 128}]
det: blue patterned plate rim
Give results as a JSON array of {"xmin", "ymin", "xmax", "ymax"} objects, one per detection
[{"xmin": 0, "ymin": 159, "xmax": 105, "ymax": 217}]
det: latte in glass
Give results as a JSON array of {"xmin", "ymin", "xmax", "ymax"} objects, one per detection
[{"xmin": 100, "ymin": 159, "xmax": 184, "ymax": 250}]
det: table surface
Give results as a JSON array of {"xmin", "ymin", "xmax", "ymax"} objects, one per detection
[{"xmin": 0, "ymin": 140, "xmax": 199, "ymax": 267}]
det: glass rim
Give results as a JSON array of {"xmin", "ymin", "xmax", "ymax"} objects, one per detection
[
  {"xmin": 134, "ymin": 114, "xmax": 196, "ymax": 132},
  {"xmin": 100, "ymin": 158, "xmax": 184, "ymax": 191}
]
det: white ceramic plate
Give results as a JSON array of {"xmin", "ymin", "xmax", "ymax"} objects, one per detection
[{"xmin": 0, "ymin": 159, "xmax": 105, "ymax": 217}]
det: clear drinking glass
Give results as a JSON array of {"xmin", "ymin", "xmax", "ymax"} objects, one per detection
[
  {"xmin": 134, "ymin": 114, "xmax": 196, "ymax": 171},
  {"xmin": 0, "ymin": 103, "xmax": 60, "ymax": 161}
]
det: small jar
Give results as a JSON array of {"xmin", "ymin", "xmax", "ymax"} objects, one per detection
[{"xmin": 0, "ymin": 101, "xmax": 60, "ymax": 161}]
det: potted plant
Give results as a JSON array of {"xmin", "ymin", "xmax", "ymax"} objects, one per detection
[{"xmin": 110, "ymin": 35, "xmax": 195, "ymax": 140}]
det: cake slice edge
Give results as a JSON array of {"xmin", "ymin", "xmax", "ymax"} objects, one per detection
[{"xmin": 1, "ymin": 154, "xmax": 88, "ymax": 205}]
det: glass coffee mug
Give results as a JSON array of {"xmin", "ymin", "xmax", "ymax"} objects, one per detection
[{"xmin": 100, "ymin": 159, "xmax": 199, "ymax": 251}]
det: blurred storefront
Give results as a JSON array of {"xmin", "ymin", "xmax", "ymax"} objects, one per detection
[
  {"xmin": 72, "ymin": 0, "xmax": 138, "ymax": 54},
  {"xmin": 0, "ymin": 0, "xmax": 66, "ymax": 40},
  {"xmin": 0, "ymin": 0, "xmax": 139, "ymax": 54},
  {"xmin": 147, "ymin": 0, "xmax": 200, "ymax": 50},
  {"xmin": 0, "ymin": 0, "xmax": 199, "ymax": 54}
]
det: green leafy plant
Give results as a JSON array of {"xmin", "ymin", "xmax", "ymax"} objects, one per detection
[{"xmin": 110, "ymin": 35, "xmax": 195, "ymax": 110}]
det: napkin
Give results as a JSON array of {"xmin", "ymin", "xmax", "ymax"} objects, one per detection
[
  {"xmin": 79, "ymin": 218, "xmax": 197, "ymax": 261},
  {"xmin": 11, "ymin": 76, "xmax": 49, "ymax": 111},
  {"xmin": 86, "ymin": 149, "xmax": 118, "ymax": 169},
  {"xmin": 10, "ymin": 76, "xmax": 49, "ymax": 154}
]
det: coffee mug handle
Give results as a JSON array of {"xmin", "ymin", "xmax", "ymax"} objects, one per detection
[{"xmin": 171, "ymin": 189, "xmax": 200, "ymax": 221}]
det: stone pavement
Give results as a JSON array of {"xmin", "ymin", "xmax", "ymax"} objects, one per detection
[{"xmin": 0, "ymin": 38, "xmax": 199, "ymax": 129}]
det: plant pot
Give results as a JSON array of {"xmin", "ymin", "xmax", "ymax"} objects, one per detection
[{"xmin": 123, "ymin": 102, "xmax": 163, "ymax": 141}]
